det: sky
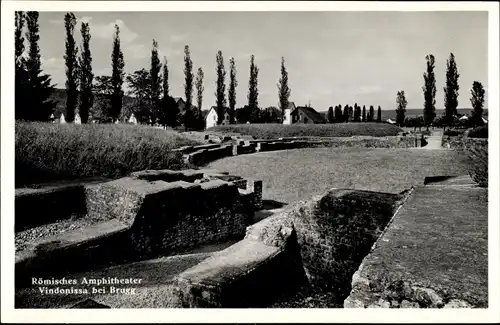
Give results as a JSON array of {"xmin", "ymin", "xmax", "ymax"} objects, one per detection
[{"xmin": 35, "ymin": 11, "xmax": 488, "ymax": 111}]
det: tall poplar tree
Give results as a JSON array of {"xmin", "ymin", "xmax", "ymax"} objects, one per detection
[
  {"xmin": 78, "ymin": 21, "xmax": 93, "ymax": 123},
  {"xmin": 110, "ymin": 24, "xmax": 125, "ymax": 121},
  {"xmin": 228, "ymin": 57, "xmax": 237, "ymax": 124},
  {"xmin": 64, "ymin": 13, "xmax": 78, "ymax": 122},
  {"xmin": 277, "ymin": 56, "xmax": 291, "ymax": 120},
  {"xmin": 24, "ymin": 11, "xmax": 56, "ymax": 121},
  {"xmin": 150, "ymin": 39, "xmax": 162, "ymax": 125},
  {"xmin": 196, "ymin": 67, "xmax": 204, "ymax": 113},
  {"xmin": 422, "ymin": 54, "xmax": 437, "ymax": 127},
  {"xmin": 248, "ymin": 55, "xmax": 259, "ymax": 122},
  {"xmin": 215, "ymin": 50, "xmax": 226, "ymax": 124}
]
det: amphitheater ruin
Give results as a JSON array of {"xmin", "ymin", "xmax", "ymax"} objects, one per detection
[{"xmin": 15, "ymin": 135, "xmax": 488, "ymax": 308}]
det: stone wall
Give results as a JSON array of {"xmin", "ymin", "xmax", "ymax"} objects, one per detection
[
  {"xmin": 84, "ymin": 170, "xmax": 261, "ymax": 258},
  {"xmin": 16, "ymin": 169, "xmax": 263, "ymax": 289},
  {"xmin": 244, "ymin": 189, "xmax": 408, "ymax": 305},
  {"xmin": 15, "ymin": 185, "xmax": 88, "ymax": 232},
  {"xmin": 288, "ymin": 189, "xmax": 406, "ymax": 303},
  {"xmin": 168, "ymin": 213, "xmax": 306, "ymax": 308},
  {"xmin": 182, "ymin": 136, "xmax": 420, "ymax": 167}
]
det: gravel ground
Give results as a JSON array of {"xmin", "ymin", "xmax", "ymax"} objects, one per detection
[
  {"xmin": 15, "ymin": 216, "xmax": 101, "ymax": 252},
  {"xmin": 271, "ymin": 287, "xmax": 343, "ymax": 308}
]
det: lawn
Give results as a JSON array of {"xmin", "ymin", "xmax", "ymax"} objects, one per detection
[
  {"xmin": 15, "ymin": 122, "xmax": 202, "ymax": 187},
  {"xmin": 207, "ymin": 147, "xmax": 470, "ymax": 204},
  {"xmin": 208, "ymin": 122, "xmax": 402, "ymax": 139}
]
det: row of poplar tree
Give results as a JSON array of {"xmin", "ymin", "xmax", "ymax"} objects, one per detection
[
  {"xmin": 326, "ymin": 53, "xmax": 486, "ymax": 128},
  {"xmin": 394, "ymin": 53, "xmax": 486, "ymax": 128},
  {"xmin": 326, "ymin": 104, "xmax": 383, "ymax": 123},
  {"xmin": 14, "ymin": 11, "xmax": 294, "ymax": 129}
]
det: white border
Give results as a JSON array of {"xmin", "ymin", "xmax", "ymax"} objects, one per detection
[{"xmin": 2, "ymin": 1, "xmax": 499, "ymax": 323}]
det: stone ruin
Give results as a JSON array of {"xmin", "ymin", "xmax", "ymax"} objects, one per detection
[{"xmin": 14, "ymin": 169, "xmax": 487, "ymax": 309}]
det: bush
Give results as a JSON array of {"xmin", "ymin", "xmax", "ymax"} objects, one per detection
[
  {"xmin": 15, "ymin": 122, "xmax": 202, "ymax": 186},
  {"xmin": 468, "ymin": 125, "xmax": 488, "ymax": 139},
  {"xmin": 443, "ymin": 129, "xmax": 465, "ymax": 137},
  {"xmin": 463, "ymin": 140, "xmax": 488, "ymax": 187},
  {"xmin": 208, "ymin": 123, "xmax": 402, "ymax": 139}
]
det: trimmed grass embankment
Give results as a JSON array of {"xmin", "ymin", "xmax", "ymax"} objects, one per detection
[
  {"xmin": 15, "ymin": 122, "xmax": 202, "ymax": 187},
  {"xmin": 207, "ymin": 147, "xmax": 470, "ymax": 204},
  {"xmin": 208, "ymin": 123, "xmax": 402, "ymax": 139}
]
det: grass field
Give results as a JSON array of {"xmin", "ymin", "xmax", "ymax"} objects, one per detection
[
  {"xmin": 207, "ymin": 147, "xmax": 470, "ymax": 204},
  {"xmin": 15, "ymin": 122, "xmax": 202, "ymax": 187},
  {"xmin": 208, "ymin": 123, "xmax": 402, "ymax": 139}
]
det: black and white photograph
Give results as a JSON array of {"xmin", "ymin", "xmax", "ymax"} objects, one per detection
[{"xmin": 1, "ymin": 0, "xmax": 499, "ymax": 323}]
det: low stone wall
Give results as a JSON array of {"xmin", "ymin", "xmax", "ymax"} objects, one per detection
[
  {"xmin": 441, "ymin": 135, "xmax": 487, "ymax": 150},
  {"xmin": 168, "ymin": 213, "xmax": 306, "ymax": 308},
  {"xmin": 184, "ymin": 145, "xmax": 234, "ymax": 165},
  {"xmin": 183, "ymin": 136, "xmax": 420, "ymax": 167},
  {"xmin": 15, "ymin": 219, "xmax": 131, "ymax": 288},
  {"xmin": 15, "ymin": 185, "xmax": 88, "ymax": 232}
]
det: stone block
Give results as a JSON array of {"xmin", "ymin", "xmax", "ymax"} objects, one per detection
[
  {"xmin": 15, "ymin": 185, "xmax": 87, "ymax": 232},
  {"xmin": 169, "ymin": 238, "xmax": 305, "ymax": 307},
  {"xmin": 130, "ymin": 169, "xmax": 204, "ymax": 183}
]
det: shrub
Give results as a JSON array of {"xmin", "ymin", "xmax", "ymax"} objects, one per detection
[
  {"xmin": 468, "ymin": 125, "xmax": 488, "ymax": 139},
  {"xmin": 15, "ymin": 121, "xmax": 201, "ymax": 186},
  {"xmin": 208, "ymin": 123, "xmax": 402, "ymax": 139},
  {"xmin": 463, "ymin": 140, "xmax": 488, "ymax": 187},
  {"xmin": 443, "ymin": 129, "xmax": 465, "ymax": 137}
]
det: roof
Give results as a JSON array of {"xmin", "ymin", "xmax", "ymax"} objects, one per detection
[
  {"xmin": 204, "ymin": 108, "xmax": 215, "ymax": 120},
  {"xmin": 286, "ymin": 102, "xmax": 296, "ymax": 111},
  {"xmin": 173, "ymin": 97, "xmax": 185, "ymax": 104},
  {"xmin": 294, "ymin": 106, "xmax": 326, "ymax": 123}
]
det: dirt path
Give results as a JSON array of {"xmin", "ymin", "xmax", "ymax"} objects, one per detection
[{"xmin": 422, "ymin": 135, "xmax": 444, "ymax": 149}]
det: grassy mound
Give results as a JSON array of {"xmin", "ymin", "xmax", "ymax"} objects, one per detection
[
  {"xmin": 15, "ymin": 122, "xmax": 202, "ymax": 187},
  {"xmin": 208, "ymin": 123, "xmax": 402, "ymax": 139}
]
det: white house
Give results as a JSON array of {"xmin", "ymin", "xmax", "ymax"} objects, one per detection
[
  {"xmin": 74, "ymin": 112, "xmax": 81, "ymax": 124},
  {"xmin": 386, "ymin": 118, "xmax": 396, "ymax": 125},
  {"xmin": 128, "ymin": 113, "xmax": 138, "ymax": 125},
  {"xmin": 205, "ymin": 107, "xmax": 230, "ymax": 129},
  {"xmin": 60, "ymin": 113, "xmax": 66, "ymax": 124},
  {"xmin": 282, "ymin": 102, "xmax": 297, "ymax": 125}
]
